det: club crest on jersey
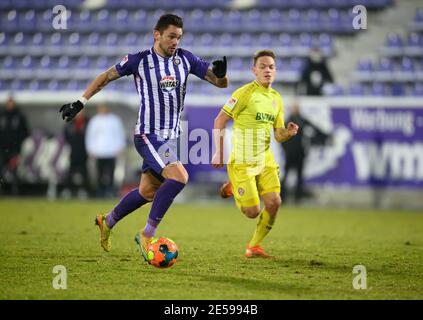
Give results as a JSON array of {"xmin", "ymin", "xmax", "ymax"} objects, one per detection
[
  {"xmin": 173, "ymin": 58, "xmax": 181, "ymax": 66},
  {"xmin": 160, "ymin": 75, "xmax": 179, "ymax": 93},
  {"xmin": 238, "ymin": 187, "xmax": 245, "ymax": 196}
]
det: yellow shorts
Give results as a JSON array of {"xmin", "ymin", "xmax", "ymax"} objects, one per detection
[{"xmin": 227, "ymin": 152, "xmax": 281, "ymax": 209}]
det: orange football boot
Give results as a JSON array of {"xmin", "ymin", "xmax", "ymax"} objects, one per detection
[
  {"xmin": 245, "ymin": 244, "xmax": 271, "ymax": 258},
  {"xmin": 220, "ymin": 181, "xmax": 233, "ymax": 198}
]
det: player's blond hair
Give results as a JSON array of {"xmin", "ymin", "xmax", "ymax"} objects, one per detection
[{"xmin": 253, "ymin": 50, "xmax": 276, "ymax": 66}]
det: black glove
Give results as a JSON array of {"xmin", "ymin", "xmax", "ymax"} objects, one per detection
[
  {"xmin": 59, "ymin": 100, "xmax": 84, "ymax": 122},
  {"xmin": 212, "ymin": 56, "xmax": 227, "ymax": 79}
]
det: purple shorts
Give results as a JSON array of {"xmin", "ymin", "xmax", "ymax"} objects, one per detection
[{"xmin": 134, "ymin": 134, "xmax": 179, "ymax": 181}]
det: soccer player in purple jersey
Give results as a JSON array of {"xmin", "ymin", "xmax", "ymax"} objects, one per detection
[{"xmin": 59, "ymin": 14, "xmax": 228, "ymax": 261}]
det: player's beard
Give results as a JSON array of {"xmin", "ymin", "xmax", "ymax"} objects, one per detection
[{"xmin": 159, "ymin": 43, "xmax": 175, "ymax": 57}]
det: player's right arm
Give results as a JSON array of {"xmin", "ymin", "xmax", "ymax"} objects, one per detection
[
  {"xmin": 212, "ymin": 110, "xmax": 231, "ymax": 168},
  {"xmin": 59, "ymin": 65, "xmax": 122, "ymax": 122},
  {"xmin": 82, "ymin": 65, "xmax": 122, "ymax": 100}
]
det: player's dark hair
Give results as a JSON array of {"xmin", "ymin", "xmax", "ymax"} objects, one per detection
[
  {"xmin": 154, "ymin": 14, "xmax": 183, "ymax": 34},
  {"xmin": 253, "ymin": 50, "xmax": 276, "ymax": 66}
]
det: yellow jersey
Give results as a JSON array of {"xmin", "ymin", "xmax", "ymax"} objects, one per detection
[{"xmin": 222, "ymin": 80, "xmax": 285, "ymax": 166}]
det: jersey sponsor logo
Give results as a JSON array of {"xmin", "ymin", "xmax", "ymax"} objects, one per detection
[
  {"xmin": 160, "ymin": 75, "xmax": 179, "ymax": 93},
  {"xmin": 255, "ymin": 112, "xmax": 276, "ymax": 122},
  {"xmin": 119, "ymin": 55, "xmax": 128, "ymax": 66},
  {"xmin": 225, "ymin": 97, "xmax": 237, "ymax": 110}
]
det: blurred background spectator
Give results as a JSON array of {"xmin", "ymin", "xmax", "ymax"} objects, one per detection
[
  {"xmin": 85, "ymin": 104, "xmax": 126, "ymax": 198},
  {"xmin": 62, "ymin": 108, "xmax": 89, "ymax": 199},
  {"xmin": 0, "ymin": 96, "xmax": 29, "ymax": 195},
  {"xmin": 298, "ymin": 47, "xmax": 334, "ymax": 96},
  {"xmin": 281, "ymin": 102, "xmax": 330, "ymax": 203}
]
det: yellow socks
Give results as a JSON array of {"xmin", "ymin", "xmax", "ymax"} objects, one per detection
[{"xmin": 249, "ymin": 209, "xmax": 275, "ymax": 247}]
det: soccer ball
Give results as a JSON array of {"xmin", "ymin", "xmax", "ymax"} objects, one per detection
[{"xmin": 147, "ymin": 237, "xmax": 178, "ymax": 268}]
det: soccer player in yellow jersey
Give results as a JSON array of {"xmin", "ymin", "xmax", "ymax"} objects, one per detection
[{"xmin": 212, "ymin": 50, "xmax": 299, "ymax": 258}]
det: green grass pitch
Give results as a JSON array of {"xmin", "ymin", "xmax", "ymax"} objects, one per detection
[{"xmin": 1, "ymin": 198, "xmax": 422, "ymax": 300}]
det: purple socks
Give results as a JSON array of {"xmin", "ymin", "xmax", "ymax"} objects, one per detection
[
  {"xmin": 106, "ymin": 188, "xmax": 149, "ymax": 228},
  {"xmin": 142, "ymin": 179, "xmax": 185, "ymax": 238}
]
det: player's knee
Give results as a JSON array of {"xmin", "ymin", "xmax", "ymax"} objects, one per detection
[
  {"xmin": 242, "ymin": 206, "xmax": 261, "ymax": 219},
  {"xmin": 265, "ymin": 196, "xmax": 281, "ymax": 215},
  {"xmin": 139, "ymin": 186, "xmax": 156, "ymax": 201}
]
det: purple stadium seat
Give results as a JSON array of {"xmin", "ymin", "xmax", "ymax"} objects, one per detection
[
  {"xmin": 246, "ymin": 9, "xmax": 262, "ymax": 28},
  {"xmin": 265, "ymin": 9, "xmax": 282, "ymax": 31},
  {"xmin": 305, "ymin": 9, "xmax": 321, "ymax": 31},
  {"xmin": 76, "ymin": 56, "xmax": 89, "ymax": 69},
  {"xmin": 3, "ymin": 10, "xmax": 18, "ymax": 32},
  {"xmin": 57, "ymin": 56, "xmax": 70, "ymax": 69},
  {"xmin": 86, "ymin": 32, "xmax": 100, "ymax": 46},
  {"xmin": 20, "ymin": 10, "xmax": 36, "ymax": 31},
  {"xmin": 39, "ymin": 55, "xmax": 53, "ymax": 69},
  {"xmin": 391, "ymin": 82, "xmax": 405, "ymax": 96},
  {"xmin": 96, "ymin": 56, "xmax": 110, "ymax": 69},
  {"xmin": 349, "ymin": 83, "xmax": 365, "ymax": 96},
  {"xmin": 385, "ymin": 33, "xmax": 402, "ymax": 47},
  {"xmin": 384, "ymin": 33, "xmax": 403, "ymax": 55},
  {"xmin": 187, "ymin": 9, "xmax": 205, "ymax": 30},
  {"xmin": 0, "ymin": 80, "xmax": 9, "ymax": 91},
  {"xmin": 258, "ymin": 33, "xmax": 273, "ymax": 47},
  {"xmin": 399, "ymin": 57, "xmax": 415, "ymax": 72},
  {"xmin": 31, "ymin": 32, "xmax": 45, "ymax": 47},
  {"xmin": 411, "ymin": 83, "xmax": 423, "ymax": 96},
  {"xmin": 290, "ymin": 57, "xmax": 304, "ymax": 72},
  {"xmin": 123, "ymin": 32, "xmax": 138, "ymax": 47},
  {"xmin": 370, "ymin": 82, "xmax": 387, "ymax": 96},
  {"xmin": 322, "ymin": 83, "xmax": 344, "ymax": 96},
  {"xmin": 356, "ymin": 59, "xmax": 373, "ymax": 72},
  {"xmin": 414, "ymin": 8, "xmax": 423, "ymax": 22},
  {"xmin": 199, "ymin": 33, "xmax": 214, "ymax": 47},
  {"xmin": 181, "ymin": 32, "xmax": 194, "ymax": 47},
  {"xmin": 217, "ymin": 33, "xmax": 234, "ymax": 47},
  {"xmin": 3, "ymin": 56, "xmax": 16, "ymax": 69},
  {"xmin": 326, "ymin": 8, "xmax": 342, "ymax": 32},
  {"xmin": 208, "ymin": 9, "xmax": 224, "ymax": 31},
  {"xmin": 78, "ymin": 10, "xmax": 92, "ymax": 31},
  {"xmin": 298, "ymin": 33, "xmax": 313, "ymax": 54},
  {"xmin": 10, "ymin": 79, "xmax": 25, "ymax": 90},
  {"xmin": 21, "ymin": 55, "xmax": 34, "ymax": 69},
  {"xmin": 94, "ymin": 9, "xmax": 111, "ymax": 29},
  {"xmin": 287, "ymin": 9, "xmax": 301, "ymax": 31},
  {"xmin": 228, "ymin": 57, "xmax": 244, "ymax": 70},
  {"xmin": 105, "ymin": 33, "xmax": 118, "ymax": 47},
  {"xmin": 377, "ymin": 57, "xmax": 394, "ymax": 72},
  {"xmin": 279, "ymin": 33, "xmax": 293, "ymax": 47},
  {"xmin": 226, "ymin": 10, "xmax": 242, "ymax": 32},
  {"xmin": 238, "ymin": 33, "xmax": 253, "ymax": 47},
  {"xmin": 49, "ymin": 32, "xmax": 63, "ymax": 47},
  {"xmin": 67, "ymin": 32, "xmax": 80, "ymax": 47},
  {"xmin": 130, "ymin": 9, "xmax": 147, "ymax": 31},
  {"xmin": 13, "ymin": 32, "xmax": 26, "ymax": 46},
  {"xmin": 113, "ymin": 9, "xmax": 129, "ymax": 32},
  {"xmin": 407, "ymin": 32, "xmax": 422, "ymax": 48},
  {"xmin": 38, "ymin": 9, "xmax": 53, "ymax": 31}
]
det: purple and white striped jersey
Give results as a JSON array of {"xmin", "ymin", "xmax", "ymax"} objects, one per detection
[{"xmin": 115, "ymin": 47, "xmax": 209, "ymax": 139}]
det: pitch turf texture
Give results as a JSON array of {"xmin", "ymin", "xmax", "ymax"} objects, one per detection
[{"xmin": 1, "ymin": 198, "xmax": 422, "ymax": 300}]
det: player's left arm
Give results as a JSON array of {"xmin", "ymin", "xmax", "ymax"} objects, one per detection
[
  {"xmin": 274, "ymin": 122, "xmax": 299, "ymax": 143},
  {"xmin": 204, "ymin": 56, "xmax": 228, "ymax": 88}
]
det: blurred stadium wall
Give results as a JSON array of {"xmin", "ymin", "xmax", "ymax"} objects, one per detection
[{"xmin": 0, "ymin": 0, "xmax": 422, "ymax": 209}]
